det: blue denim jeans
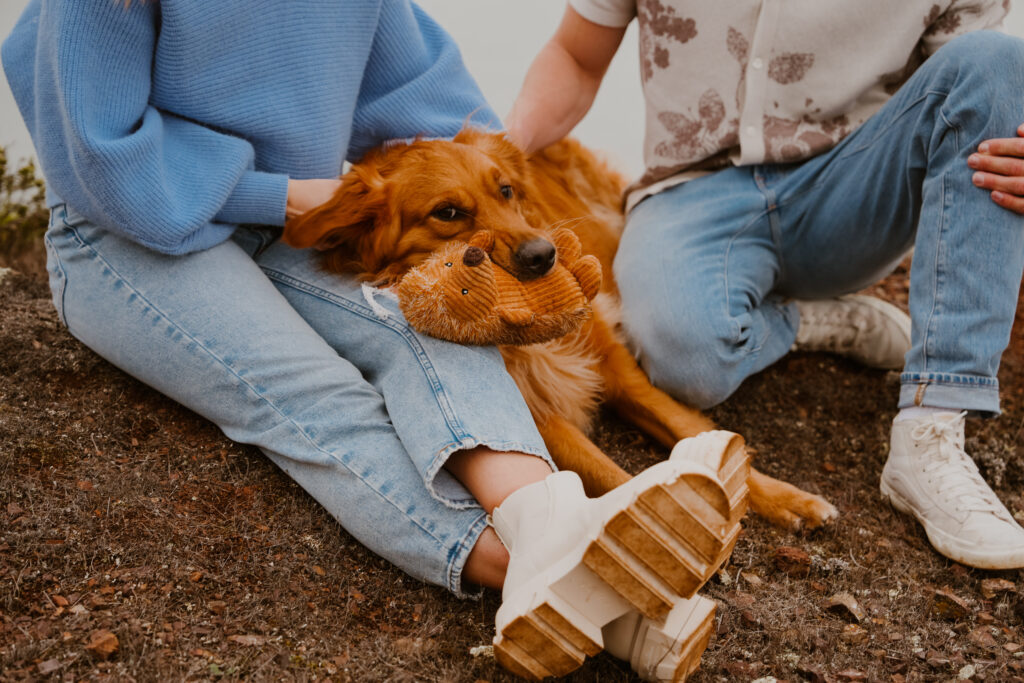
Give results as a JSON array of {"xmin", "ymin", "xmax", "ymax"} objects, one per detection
[
  {"xmin": 43, "ymin": 205, "xmax": 552, "ymax": 597},
  {"xmin": 616, "ymin": 31, "xmax": 1024, "ymax": 416}
]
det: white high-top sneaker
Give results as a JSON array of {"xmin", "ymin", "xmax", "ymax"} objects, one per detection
[
  {"xmin": 490, "ymin": 431, "xmax": 748, "ymax": 680},
  {"xmin": 794, "ymin": 295, "xmax": 911, "ymax": 369},
  {"xmin": 880, "ymin": 411, "xmax": 1024, "ymax": 569}
]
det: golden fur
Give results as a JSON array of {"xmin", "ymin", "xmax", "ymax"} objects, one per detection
[{"xmin": 285, "ymin": 129, "xmax": 836, "ymax": 529}]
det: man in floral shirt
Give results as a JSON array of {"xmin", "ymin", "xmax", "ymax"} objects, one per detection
[{"xmin": 509, "ymin": 0, "xmax": 1024, "ymax": 571}]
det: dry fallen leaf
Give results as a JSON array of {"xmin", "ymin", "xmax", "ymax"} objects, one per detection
[
  {"xmin": 841, "ymin": 624, "xmax": 869, "ymax": 644},
  {"xmin": 37, "ymin": 659, "xmax": 62, "ymax": 674},
  {"xmin": 774, "ymin": 546, "xmax": 811, "ymax": 578},
  {"xmin": 85, "ymin": 629, "xmax": 119, "ymax": 659},
  {"xmin": 931, "ymin": 588, "xmax": 971, "ymax": 620},
  {"xmin": 825, "ymin": 592, "xmax": 867, "ymax": 623},
  {"xmin": 227, "ymin": 634, "xmax": 266, "ymax": 646},
  {"xmin": 967, "ymin": 626, "xmax": 998, "ymax": 649},
  {"xmin": 980, "ymin": 578, "xmax": 1016, "ymax": 600}
]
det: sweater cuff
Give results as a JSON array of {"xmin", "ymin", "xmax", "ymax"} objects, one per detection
[{"xmin": 214, "ymin": 171, "xmax": 289, "ymax": 227}]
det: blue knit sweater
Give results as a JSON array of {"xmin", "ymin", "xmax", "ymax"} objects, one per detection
[{"xmin": 2, "ymin": 0, "xmax": 497, "ymax": 254}]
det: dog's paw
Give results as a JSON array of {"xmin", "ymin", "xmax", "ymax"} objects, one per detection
[
  {"xmin": 749, "ymin": 469, "xmax": 838, "ymax": 531},
  {"xmin": 786, "ymin": 490, "xmax": 839, "ymax": 530}
]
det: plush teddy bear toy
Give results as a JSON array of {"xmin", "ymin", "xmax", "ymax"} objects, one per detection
[{"xmin": 395, "ymin": 228, "xmax": 602, "ymax": 346}]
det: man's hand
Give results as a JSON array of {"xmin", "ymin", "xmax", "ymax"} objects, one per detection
[
  {"xmin": 969, "ymin": 123, "xmax": 1024, "ymax": 215},
  {"xmin": 286, "ymin": 178, "xmax": 343, "ymax": 223}
]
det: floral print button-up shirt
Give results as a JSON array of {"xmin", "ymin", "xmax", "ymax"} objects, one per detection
[{"xmin": 570, "ymin": 0, "xmax": 1009, "ymax": 209}]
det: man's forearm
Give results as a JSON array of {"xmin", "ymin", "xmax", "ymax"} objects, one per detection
[
  {"xmin": 506, "ymin": 5, "xmax": 627, "ymax": 153},
  {"xmin": 506, "ymin": 41, "xmax": 604, "ymax": 153}
]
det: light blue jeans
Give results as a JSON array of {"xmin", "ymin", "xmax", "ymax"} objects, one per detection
[
  {"xmin": 616, "ymin": 31, "xmax": 1024, "ymax": 416},
  {"xmin": 43, "ymin": 206, "xmax": 552, "ymax": 597}
]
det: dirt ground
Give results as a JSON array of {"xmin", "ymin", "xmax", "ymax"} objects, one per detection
[{"xmin": 2, "ymin": 255, "xmax": 1023, "ymax": 683}]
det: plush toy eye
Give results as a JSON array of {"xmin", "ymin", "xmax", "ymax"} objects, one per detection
[
  {"xmin": 461, "ymin": 288, "xmax": 469, "ymax": 295},
  {"xmin": 500, "ymin": 185, "xmax": 514, "ymax": 200},
  {"xmin": 444, "ymin": 262, "xmax": 453, "ymax": 267},
  {"xmin": 432, "ymin": 205, "xmax": 459, "ymax": 221}
]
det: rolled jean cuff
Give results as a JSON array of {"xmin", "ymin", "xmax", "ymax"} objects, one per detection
[
  {"xmin": 426, "ymin": 438, "xmax": 557, "ymax": 509},
  {"xmin": 899, "ymin": 372, "xmax": 1000, "ymax": 417},
  {"xmin": 447, "ymin": 510, "xmax": 491, "ymax": 598}
]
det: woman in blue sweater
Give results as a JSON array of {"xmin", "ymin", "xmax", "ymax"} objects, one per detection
[{"xmin": 3, "ymin": 0, "xmax": 737, "ymax": 678}]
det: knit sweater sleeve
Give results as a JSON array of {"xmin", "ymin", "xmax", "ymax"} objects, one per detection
[
  {"xmin": 2, "ymin": 1, "xmax": 288, "ymax": 255},
  {"xmin": 347, "ymin": 0, "xmax": 500, "ymax": 161}
]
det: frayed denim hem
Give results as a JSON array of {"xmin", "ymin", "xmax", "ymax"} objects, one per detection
[
  {"xmin": 446, "ymin": 510, "xmax": 491, "ymax": 599},
  {"xmin": 425, "ymin": 438, "xmax": 557, "ymax": 510}
]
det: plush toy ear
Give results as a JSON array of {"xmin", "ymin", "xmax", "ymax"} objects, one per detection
[
  {"xmin": 468, "ymin": 230, "xmax": 496, "ymax": 253},
  {"xmin": 282, "ymin": 165, "xmax": 388, "ymax": 250}
]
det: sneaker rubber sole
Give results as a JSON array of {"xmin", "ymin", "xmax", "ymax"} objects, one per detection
[
  {"xmin": 494, "ymin": 432, "xmax": 748, "ymax": 680},
  {"xmin": 880, "ymin": 473, "xmax": 1024, "ymax": 570}
]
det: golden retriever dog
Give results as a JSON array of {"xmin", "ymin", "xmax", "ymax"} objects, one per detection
[{"xmin": 283, "ymin": 128, "xmax": 837, "ymax": 530}]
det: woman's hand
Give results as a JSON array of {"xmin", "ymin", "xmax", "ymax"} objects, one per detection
[
  {"xmin": 286, "ymin": 178, "xmax": 342, "ymax": 223},
  {"xmin": 969, "ymin": 123, "xmax": 1024, "ymax": 215}
]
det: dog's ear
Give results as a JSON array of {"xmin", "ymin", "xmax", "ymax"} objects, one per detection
[
  {"xmin": 453, "ymin": 128, "xmax": 529, "ymax": 179},
  {"xmin": 282, "ymin": 165, "xmax": 389, "ymax": 251}
]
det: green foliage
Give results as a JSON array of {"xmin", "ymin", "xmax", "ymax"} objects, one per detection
[{"xmin": 0, "ymin": 146, "xmax": 48, "ymax": 266}]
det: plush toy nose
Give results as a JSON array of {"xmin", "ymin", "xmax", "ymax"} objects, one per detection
[
  {"xmin": 463, "ymin": 246, "xmax": 486, "ymax": 267},
  {"xmin": 515, "ymin": 238, "xmax": 556, "ymax": 279}
]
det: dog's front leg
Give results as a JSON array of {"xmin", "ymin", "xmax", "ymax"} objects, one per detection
[
  {"xmin": 535, "ymin": 414, "xmax": 631, "ymax": 497},
  {"xmin": 589, "ymin": 319, "xmax": 716, "ymax": 447}
]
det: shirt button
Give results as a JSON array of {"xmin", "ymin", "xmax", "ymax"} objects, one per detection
[
  {"xmin": 751, "ymin": 57, "xmax": 764, "ymax": 69},
  {"xmin": 746, "ymin": 125, "xmax": 757, "ymax": 136}
]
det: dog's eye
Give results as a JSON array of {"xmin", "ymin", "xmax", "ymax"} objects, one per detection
[
  {"xmin": 500, "ymin": 185, "xmax": 514, "ymax": 200},
  {"xmin": 431, "ymin": 206, "xmax": 459, "ymax": 221}
]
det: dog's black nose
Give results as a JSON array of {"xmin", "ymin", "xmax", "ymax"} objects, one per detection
[{"xmin": 515, "ymin": 238, "xmax": 556, "ymax": 279}]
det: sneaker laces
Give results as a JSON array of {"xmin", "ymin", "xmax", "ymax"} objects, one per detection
[
  {"xmin": 912, "ymin": 412, "xmax": 1009, "ymax": 519},
  {"xmin": 795, "ymin": 305, "xmax": 868, "ymax": 353}
]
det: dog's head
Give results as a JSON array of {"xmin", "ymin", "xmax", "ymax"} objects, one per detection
[{"xmin": 284, "ymin": 128, "xmax": 556, "ymax": 284}]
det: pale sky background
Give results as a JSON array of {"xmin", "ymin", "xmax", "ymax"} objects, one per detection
[{"xmin": 2, "ymin": 1, "xmax": 1024, "ymax": 177}]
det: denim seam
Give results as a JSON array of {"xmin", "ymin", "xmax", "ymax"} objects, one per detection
[
  {"xmin": 920, "ymin": 109, "xmax": 960, "ymax": 375},
  {"xmin": 837, "ymin": 89, "xmax": 950, "ymax": 159},
  {"xmin": 43, "ymin": 234, "xmax": 71, "ymax": 329},
  {"xmin": 64, "ymin": 228, "xmax": 454, "ymax": 549},
  {"xmin": 724, "ymin": 206, "xmax": 773, "ymax": 356},
  {"xmin": 262, "ymin": 268, "xmax": 471, "ymax": 444}
]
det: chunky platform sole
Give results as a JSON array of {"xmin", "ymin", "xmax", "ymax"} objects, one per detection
[
  {"xmin": 494, "ymin": 432, "xmax": 748, "ymax": 680},
  {"xmin": 639, "ymin": 596, "xmax": 717, "ymax": 682}
]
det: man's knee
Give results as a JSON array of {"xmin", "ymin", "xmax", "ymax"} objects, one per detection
[{"xmin": 936, "ymin": 31, "xmax": 1024, "ymax": 90}]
